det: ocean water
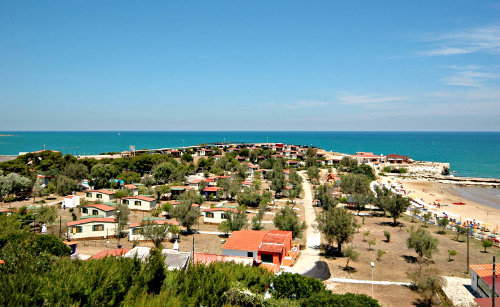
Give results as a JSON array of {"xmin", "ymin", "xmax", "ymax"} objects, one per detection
[
  {"xmin": 452, "ymin": 187, "xmax": 500, "ymax": 209},
  {"xmin": 0, "ymin": 131, "xmax": 499, "ymax": 179}
]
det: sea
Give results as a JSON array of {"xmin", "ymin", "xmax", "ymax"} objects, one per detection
[{"xmin": 0, "ymin": 131, "xmax": 499, "ymax": 179}]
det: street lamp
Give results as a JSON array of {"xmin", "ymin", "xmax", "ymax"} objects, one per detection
[
  {"xmin": 117, "ymin": 210, "xmax": 121, "ymax": 249},
  {"xmin": 370, "ymin": 261, "xmax": 375, "ymax": 298},
  {"xmin": 33, "ymin": 213, "xmax": 37, "ymax": 234}
]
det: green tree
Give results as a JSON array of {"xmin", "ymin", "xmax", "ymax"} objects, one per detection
[
  {"xmin": 339, "ymin": 173, "xmax": 371, "ymax": 195},
  {"xmin": 90, "ymin": 164, "xmax": 119, "ymax": 189},
  {"xmin": 272, "ymin": 273, "xmax": 325, "ymax": 300},
  {"xmin": 386, "ymin": 194, "xmax": 410, "ymax": 225},
  {"xmin": 31, "ymin": 205, "xmax": 58, "ymax": 224},
  {"xmin": 171, "ymin": 191, "xmax": 202, "ymax": 233},
  {"xmin": 251, "ymin": 203, "xmax": 266, "ymax": 230},
  {"xmin": 32, "ymin": 178, "xmax": 44, "ymax": 204},
  {"xmin": 61, "ymin": 163, "xmax": 88, "ymax": 181},
  {"xmin": 115, "ymin": 203, "xmax": 130, "ymax": 236},
  {"xmin": 316, "ymin": 207, "xmax": 357, "ymax": 254},
  {"xmin": 56, "ymin": 175, "xmax": 78, "ymax": 196},
  {"xmin": 181, "ymin": 152, "xmax": 193, "ymax": 163},
  {"xmin": 314, "ymin": 184, "xmax": 337, "ymax": 208},
  {"xmin": 218, "ymin": 208, "xmax": 248, "ymax": 233},
  {"xmin": 422, "ymin": 212, "xmax": 433, "ymax": 227},
  {"xmin": 117, "ymin": 171, "xmax": 141, "ymax": 184},
  {"xmin": 33, "ymin": 234, "xmax": 72, "ymax": 256},
  {"xmin": 367, "ymin": 238, "xmax": 376, "ymax": 250},
  {"xmin": 0, "ymin": 173, "xmax": 31, "ymax": 201},
  {"xmin": 153, "ymin": 162, "xmax": 175, "ymax": 184},
  {"xmin": 482, "ymin": 240, "xmax": 493, "ymax": 253},
  {"xmin": 306, "ymin": 166, "xmax": 320, "ymax": 184},
  {"xmin": 273, "ymin": 205, "xmax": 306, "ymax": 239},
  {"xmin": 455, "ymin": 225, "xmax": 468, "ymax": 241},
  {"xmin": 448, "ymin": 249, "xmax": 457, "ymax": 261},
  {"xmin": 343, "ymin": 246, "xmax": 359, "ymax": 268},
  {"xmin": 270, "ymin": 165, "xmax": 286, "ymax": 196},
  {"xmin": 407, "ymin": 227, "xmax": 439, "ymax": 260},
  {"xmin": 407, "ymin": 266, "xmax": 445, "ymax": 306},
  {"xmin": 140, "ymin": 221, "xmax": 169, "ymax": 248},
  {"xmin": 437, "ymin": 217, "xmax": 449, "ymax": 234}
]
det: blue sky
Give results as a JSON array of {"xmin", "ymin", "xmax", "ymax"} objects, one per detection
[{"xmin": 0, "ymin": 1, "xmax": 499, "ymax": 131}]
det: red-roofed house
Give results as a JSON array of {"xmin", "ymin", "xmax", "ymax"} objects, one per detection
[
  {"xmin": 351, "ymin": 152, "xmax": 386, "ymax": 164},
  {"xmin": 202, "ymin": 186, "xmax": 221, "ymax": 198},
  {"xmin": 189, "ymin": 178, "xmax": 204, "ymax": 190},
  {"xmin": 202, "ymin": 207, "xmax": 238, "ymax": 224},
  {"xmin": 121, "ymin": 196, "xmax": 156, "ymax": 211},
  {"xmin": 67, "ymin": 218, "xmax": 117, "ymax": 240},
  {"xmin": 128, "ymin": 219, "xmax": 180, "ymax": 241},
  {"xmin": 63, "ymin": 195, "xmax": 80, "ymax": 209},
  {"xmin": 222, "ymin": 230, "xmax": 294, "ymax": 266},
  {"xmin": 85, "ymin": 189, "xmax": 116, "ymax": 202},
  {"xmin": 470, "ymin": 263, "xmax": 500, "ymax": 299},
  {"xmin": 386, "ymin": 154, "xmax": 413, "ymax": 164},
  {"xmin": 123, "ymin": 184, "xmax": 139, "ymax": 195},
  {"xmin": 81, "ymin": 204, "xmax": 115, "ymax": 218}
]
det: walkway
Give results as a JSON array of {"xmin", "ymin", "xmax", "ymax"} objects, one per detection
[
  {"xmin": 292, "ymin": 171, "xmax": 321, "ymax": 274},
  {"xmin": 328, "ymin": 277, "xmax": 411, "ymax": 286}
]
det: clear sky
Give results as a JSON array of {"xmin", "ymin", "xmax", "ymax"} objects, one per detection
[{"xmin": 0, "ymin": 1, "xmax": 499, "ymax": 131}]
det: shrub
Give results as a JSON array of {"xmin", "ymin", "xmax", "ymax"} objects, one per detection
[
  {"xmin": 383, "ymin": 230, "xmax": 391, "ymax": 242},
  {"xmin": 377, "ymin": 249, "xmax": 386, "ymax": 261},
  {"xmin": 272, "ymin": 273, "xmax": 325, "ymax": 300},
  {"xmin": 448, "ymin": 250, "xmax": 457, "ymax": 261},
  {"xmin": 482, "ymin": 240, "xmax": 493, "ymax": 253}
]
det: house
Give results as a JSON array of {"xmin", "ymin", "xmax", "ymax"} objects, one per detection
[
  {"xmin": 124, "ymin": 247, "xmax": 191, "ymax": 270},
  {"xmin": 286, "ymin": 160, "xmax": 299, "ymax": 168},
  {"xmin": 81, "ymin": 204, "xmax": 115, "ymax": 218},
  {"xmin": 123, "ymin": 184, "xmax": 139, "ymax": 196},
  {"xmin": 67, "ymin": 218, "xmax": 117, "ymax": 240},
  {"xmin": 202, "ymin": 186, "xmax": 221, "ymax": 198},
  {"xmin": 170, "ymin": 186, "xmax": 192, "ymax": 198},
  {"xmin": 193, "ymin": 253, "xmax": 254, "ymax": 266},
  {"xmin": 90, "ymin": 249, "xmax": 130, "ymax": 260},
  {"xmin": 189, "ymin": 179, "xmax": 204, "ymax": 190},
  {"xmin": 36, "ymin": 174, "xmax": 54, "ymax": 187},
  {"xmin": 85, "ymin": 189, "xmax": 116, "ymax": 202},
  {"xmin": 198, "ymin": 149, "xmax": 212, "ymax": 156},
  {"xmin": 351, "ymin": 152, "xmax": 386, "ymax": 164},
  {"xmin": 121, "ymin": 196, "xmax": 156, "ymax": 211},
  {"xmin": 63, "ymin": 195, "xmax": 80, "ymax": 209},
  {"xmin": 128, "ymin": 218, "xmax": 180, "ymax": 241},
  {"xmin": 386, "ymin": 154, "xmax": 413, "ymax": 164},
  {"xmin": 222, "ymin": 230, "xmax": 295, "ymax": 267},
  {"xmin": 201, "ymin": 207, "xmax": 237, "ymax": 224},
  {"xmin": 470, "ymin": 264, "xmax": 500, "ymax": 298}
]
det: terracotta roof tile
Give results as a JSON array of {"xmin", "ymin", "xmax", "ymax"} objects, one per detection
[
  {"xmin": 90, "ymin": 249, "xmax": 130, "ymax": 260},
  {"xmin": 222, "ymin": 230, "xmax": 267, "ymax": 251},
  {"xmin": 123, "ymin": 196, "xmax": 155, "ymax": 202},
  {"xmin": 67, "ymin": 218, "xmax": 116, "ymax": 226},
  {"xmin": 84, "ymin": 204, "xmax": 115, "ymax": 212}
]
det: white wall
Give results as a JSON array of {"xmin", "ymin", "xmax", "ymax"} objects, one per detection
[
  {"xmin": 122, "ymin": 199, "xmax": 156, "ymax": 211},
  {"xmin": 63, "ymin": 196, "xmax": 80, "ymax": 208},
  {"xmin": 203, "ymin": 211, "xmax": 228, "ymax": 224},
  {"xmin": 222, "ymin": 248, "xmax": 258, "ymax": 260},
  {"xmin": 68, "ymin": 222, "xmax": 117, "ymax": 239}
]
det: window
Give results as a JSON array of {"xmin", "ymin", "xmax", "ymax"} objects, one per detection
[
  {"xmin": 247, "ymin": 252, "xmax": 253, "ymax": 257},
  {"xmin": 82, "ymin": 207, "xmax": 88, "ymax": 214},
  {"xmin": 260, "ymin": 253, "xmax": 273, "ymax": 263},
  {"xmin": 97, "ymin": 194, "xmax": 102, "ymax": 199},
  {"xmin": 132, "ymin": 228, "xmax": 141, "ymax": 235},
  {"xmin": 122, "ymin": 199, "xmax": 129, "ymax": 205},
  {"xmin": 206, "ymin": 212, "xmax": 214, "ymax": 218},
  {"xmin": 72, "ymin": 226, "xmax": 82, "ymax": 233},
  {"xmin": 221, "ymin": 213, "xmax": 228, "ymax": 219},
  {"xmin": 92, "ymin": 224, "xmax": 104, "ymax": 231},
  {"xmin": 135, "ymin": 201, "xmax": 141, "ymax": 206},
  {"xmin": 86, "ymin": 193, "xmax": 91, "ymax": 198},
  {"xmin": 92, "ymin": 210, "xmax": 99, "ymax": 216}
]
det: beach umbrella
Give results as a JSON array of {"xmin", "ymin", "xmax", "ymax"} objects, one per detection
[{"xmin": 436, "ymin": 199, "xmax": 442, "ymax": 202}]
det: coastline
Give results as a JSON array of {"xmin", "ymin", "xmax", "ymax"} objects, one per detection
[{"xmin": 399, "ymin": 179, "xmax": 500, "ymax": 228}]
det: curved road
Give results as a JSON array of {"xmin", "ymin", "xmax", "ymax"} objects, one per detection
[{"xmin": 292, "ymin": 171, "xmax": 322, "ymax": 274}]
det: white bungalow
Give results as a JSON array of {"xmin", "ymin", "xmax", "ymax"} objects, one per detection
[
  {"xmin": 67, "ymin": 218, "xmax": 117, "ymax": 240},
  {"xmin": 128, "ymin": 219, "xmax": 181, "ymax": 241},
  {"xmin": 85, "ymin": 189, "xmax": 116, "ymax": 202},
  {"xmin": 121, "ymin": 196, "xmax": 156, "ymax": 211},
  {"xmin": 202, "ymin": 207, "xmax": 237, "ymax": 224},
  {"xmin": 63, "ymin": 195, "xmax": 80, "ymax": 209},
  {"xmin": 189, "ymin": 179, "xmax": 204, "ymax": 190},
  {"xmin": 81, "ymin": 204, "xmax": 115, "ymax": 218},
  {"xmin": 123, "ymin": 184, "xmax": 139, "ymax": 196}
]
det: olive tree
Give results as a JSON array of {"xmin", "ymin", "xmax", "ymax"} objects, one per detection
[{"xmin": 316, "ymin": 207, "xmax": 357, "ymax": 254}]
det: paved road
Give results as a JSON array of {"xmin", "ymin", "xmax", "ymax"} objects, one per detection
[
  {"xmin": 328, "ymin": 277, "xmax": 411, "ymax": 286},
  {"xmin": 292, "ymin": 171, "xmax": 322, "ymax": 274}
]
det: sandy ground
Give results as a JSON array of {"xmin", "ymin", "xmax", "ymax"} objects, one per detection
[{"xmin": 400, "ymin": 180, "xmax": 500, "ymax": 229}]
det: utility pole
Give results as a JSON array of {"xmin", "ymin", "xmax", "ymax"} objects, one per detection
[
  {"xmin": 493, "ymin": 256, "xmax": 496, "ymax": 307},
  {"xmin": 467, "ymin": 229, "xmax": 471, "ymax": 274},
  {"xmin": 59, "ymin": 216, "xmax": 62, "ymax": 238}
]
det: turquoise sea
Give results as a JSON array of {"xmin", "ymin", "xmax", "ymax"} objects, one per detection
[{"xmin": 0, "ymin": 131, "xmax": 499, "ymax": 179}]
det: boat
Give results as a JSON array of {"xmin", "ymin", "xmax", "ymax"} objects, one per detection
[{"xmin": 452, "ymin": 202, "xmax": 466, "ymax": 205}]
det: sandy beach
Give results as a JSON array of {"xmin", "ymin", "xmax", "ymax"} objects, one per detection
[{"xmin": 399, "ymin": 179, "xmax": 500, "ymax": 229}]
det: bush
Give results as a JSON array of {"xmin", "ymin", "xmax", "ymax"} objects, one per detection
[
  {"xmin": 384, "ymin": 231, "xmax": 391, "ymax": 242},
  {"xmin": 302, "ymin": 291, "xmax": 380, "ymax": 306},
  {"xmin": 33, "ymin": 234, "xmax": 72, "ymax": 257},
  {"xmin": 272, "ymin": 273, "xmax": 325, "ymax": 300}
]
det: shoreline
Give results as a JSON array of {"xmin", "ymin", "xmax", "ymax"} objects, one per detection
[{"xmin": 398, "ymin": 179, "xmax": 500, "ymax": 229}]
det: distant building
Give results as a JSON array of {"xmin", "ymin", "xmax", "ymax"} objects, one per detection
[
  {"xmin": 470, "ymin": 264, "xmax": 500, "ymax": 299},
  {"xmin": 121, "ymin": 196, "xmax": 156, "ymax": 211},
  {"xmin": 67, "ymin": 218, "xmax": 117, "ymax": 240},
  {"xmin": 81, "ymin": 204, "xmax": 115, "ymax": 218},
  {"xmin": 123, "ymin": 184, "xmax": 139, "ymax": 196},
  {"xmin": 386, "ymin": 154, "xmax": 413, "ymax": 164},
  {"xmin": 63, "ymin": 195, "xmax": 80, "ymax": 209},
  {"xmin": 201, "ymin": 207, "xmax": 237, "ymax": 224},
  {"xmin": 351, "ymin": 152, "xmax": 386, "ymax": 164},
  {"xmin": 85, "ymin": 189, "xmax": 116, "ymax": 202}
]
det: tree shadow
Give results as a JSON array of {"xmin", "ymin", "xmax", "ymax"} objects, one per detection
[
  {"xmin": 340, "ymin": 265, "xmax": 357, "ymax": 273},
  {"xmin": 413, "ymin": 297, "xmax": 433, "ymax": 307},
  {"xmin": 402, "ymin": 255, "xmax": 418, "ymax": 264}
]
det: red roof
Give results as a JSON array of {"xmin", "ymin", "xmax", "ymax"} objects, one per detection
[
  {"xmin": 190, "ymin": 179, "xmax": 203, "ymax": 184},
  {"xmin": 84, "ymin": 204, "xmax": 115, "ymax": 212},
  {"xmin": 352, "ymin": 152, "xmax": 385, "ymax": 158},
  {"xmin": 90, "ymin": 249, "xmax": 130, "ymax": 260},
  {"xmin": 203, "ymin": 187, "xmax": 221, "ymax": 192},
  {"xmin": 123, "ymin": 196, "xmax": 155, "ymax": 202},
  {"xmin": 474, "ymin": 298, "xmax": 500, "ymax": 307},
  {"xmin": 193, "ymin": 253, "xmax": 254, "ymax": 265},
  {"xmin": 124, "ymin": 184, "xmax": 138, "ymax": 189},
  {"xmin": 88, "ymin": 189, "xmax": 116, "ymax": 195},
  {"xmin": 222, "ymin": 230, "xmax": 267, "ymax": 251},
  {"xmin": 129, "ymin": 219, "xmax": 180, "ymax": 228},
  {"xmin": 259, "ymin": 244, "xmax": 284, "ymax": 253},
  {"xmin": 67, "ymin": 218, "xmax": 116, "ymax": 226},
  {"xmin": 203, "ymin": 207, "xmax": 238, "ymax": 213},
  {"xmin": 262, "ymin": 230, "xmax": 291, "ymax": 244},
  {"xmin": 65, "ymin": 195, "xmax": 77, "ymax": 198}
]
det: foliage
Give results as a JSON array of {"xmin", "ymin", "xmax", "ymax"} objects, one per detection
[
  {"xmin": 113, "ymin": 189, "xmax": 129, "ymax": 199},
  {"xmin": 140, "ymin": 221, "xmax": 169, "ymax": 248},
  {"xmin": 115, "ymin": 203, "xmax": 130, "ymax": 234},
  {"xmin": 55, "ymin": 175, "xmax": 78, "ymax": 196},
  {"xmin": 482, "ymin": 240, "xmax": 493, "ymax": 252},
  {"xmin": 0, "ymin": 172, "xmax": 32, "ymax": 201},
  {"xmin": 437, "ymin": 217, "xmax": 449, "ymax": 234},
  {"xmin": 251, "ymin": 203, "xmax": 266, "ymax": 230},
  {"xmin": 455, "ymin": 225, "xmax": 468, "ymax": 241},
  {"xmin": 270, "ymin": 164, "xmax": 286, "ymax": 196},
  {"xmin": 171, "ymin": 190, "xmax": 202, "ymax": 233},
  {"xmin": 90, "ymin": 163, "xmax": 119, "ymax": 189},
  {"xmin": 384, "ymin": 230, "xmax": 391, "ymax": 242},
  {"xmin": 302, "ymin": 292, "xmax": 380, "ymax": 307},
  {"xmin": 117, "ymin": 171, "xmax": 141, "ymax": 184},
  {"xmin": 272, "ymin": 273, "xmax": 325, "ymax": 300},
  {"xmin": 181, "ymin": 152, "xmax": 193, "ymax": 163},
  {"xmin": 339, "ymin": 173, "xmax": 371, "ymax": 195},
  {"xmin": 367, "ymin": 238, "xmax": 376, "ymax": 250},
  {"xmin": 61, "ymin": 163, "xmax": 88, "ymax": 181},
  {"xmin": 316, "ymin": 207, "xmax": 357, "ymax": 254},
  {"xmin": 273, "ymin": 205, "xmax": 306, "ymax": 239},
  {"xmin": 33, "ymin": 234, "xmax": 72, "ymax": 256},
  {"xmin": 306, "ymin": 166, "xmax": 320, "ymax": 183},
  {"xmin": 422, "ymin": 212, "xmax": 433, "ymax": 227},
  {"xmin": 218, "ymin": 208, "xmax": 248, "ymax": 233},
  {"xmin": 343, "ymin": 246, "xmax": 359, "ymax": 268},
  {"xmin": 407, "ymin": 266, "xmax": 445, "ymax": 306},
  {"xmin": 376, "ymin": 249, "xmax": 386, "ymax": 261},
  {"xmin": 30, "ymin": 205, "xmax": 58, "ymax": 224},
  {"xmin": 375, "ymin": 187, "xmax": 410, "ymax": 224},
  {"xmin": 238, "ymin": 188, "xmax": 269, "ymax": 207},
  {"xmin": 448, "ymin": 249, "xmax": 457, "ymax": 261},
  {"xmin": 407, "ymin": 227, "xmax": 439, "ymax": 260},
  {"xmin": 314, "ymin": 184, "xmax": 337, "ymax": 208}
]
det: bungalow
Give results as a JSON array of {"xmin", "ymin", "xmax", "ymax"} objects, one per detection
[
  {"xmin": 222, "ymin": 230, "xmax": 294, "ymax": 267},
  {"xmin": 202, "ymin": 207, "xmax": 237, "ymax": 224},
  {"xmin": 198, "ymin": 149, "xmax": 212, "ymax": 156},
  {"xmin": 67, "ymin": 218, "xmax": 117, "ymax": 240},
  {"xmin": 351, "ymin": 152, "xmax": 386, "ymax": 164},
  {"xmin": 170, "ymin": 186, "xmax": 192, "ymax": 198},
  {"xmin": 470, "ymin": 263, "xmax": 500, "ymax": 299},
  {"xmin": 81, "ymin": 204, "xmax": 115, "ymax": 218},
  {"xmin": 121, "ymin": 196, "xmax": 156, "ymax": 211},
  {"xmin": 63, "ymin": 195, "xmax": 80, "ymax": 209},
  {"xmin": 386, "ymin": 154, "xmax": 413, "ymax": 164},
  {"xmin": 286, "ymin": 160, "xmax": 300, "ymax": 168},
  {"xmin": 123, "ymin": 184, "xmax": 139, "ymax": 196},
  {"xmin": 164, "ymin": 150, "xmax": 181, "ymax": 158},
  {"xmin": 188, "ymin": 179, "xmax": 204, "ymax": 190},
  {"xmin": 128, "ymin": 218, "xmax": 180, "ymax": 241},
  {"xmin": 202, "ymin": 186, "xmax": 221, "ymax": 198},
  {"xmin": 36, "ymin": 174, "xmax": 54, "ymax": 187},
  {"xmin": 85, "ymin": 189, "xmax": 116, "ymax": 202}
]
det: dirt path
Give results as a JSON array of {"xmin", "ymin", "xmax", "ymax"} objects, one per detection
[{"xmin": 292, "ymin": 171, "xmax": 321, "ymax": 274}]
